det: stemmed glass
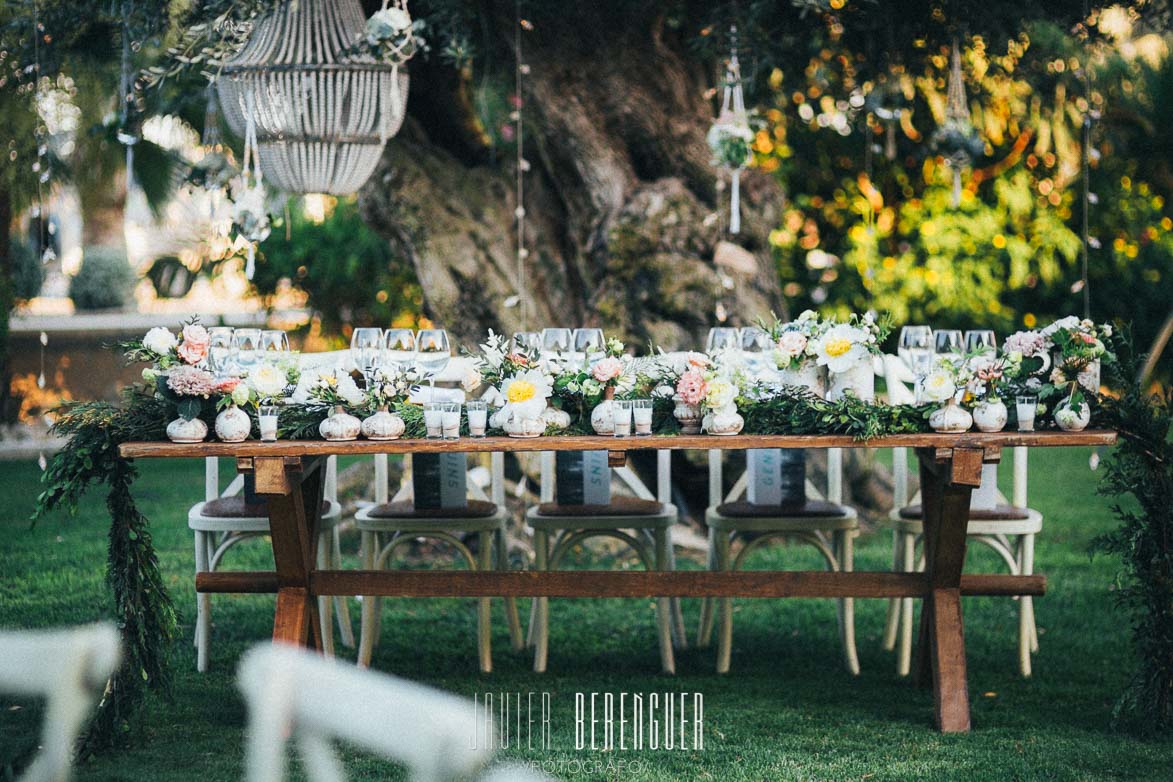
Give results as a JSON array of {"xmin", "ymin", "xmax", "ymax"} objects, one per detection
[
  {"xmin": 706, "ymin": 327, "xmax": 739, "ymax": 353},
  {"xmin": 739, "ymin": 326, "xmax": 771, "ymax": 379},
  {"xmin": 382, "ymin": 328, "xmax": 417, "ymax": 372},
  {"xmin": 350, "ymin": 328, "xmax": 383, "ymax": 383},
  {"xmin": 232, "ymin": 328, "xmax": 262, "ymax": 374},
  {"xmin": 416, "ymin": 329, "xmax": 451, "ymax": 394},
  {"xmin": 934, "ymin": 329, "xmax": 964, "ymax": 357},
  {"xmin": 540, "ymin": 327, "xmax": 573, "ymax": 371},
  {"xmin": 964, "ymin": 330, "xmax": 997, "ymax": 359},
  {"xmin": 512, "ymin": 331, "xmax": 541, "ymax": 355},
  {"xmin": 899, "ymin": 325, "xmax": 934, "ymax": 402},
  {"xmin": 207, "ymin": 327, "xmax": 234, "ymax": 377},
  {"xmin": 260, "ymin": 329, "xmax": 290, "ymax": 356},
  {"xmin": 573, "ymin": 328, "xmax": 606, "ymax": 367}
]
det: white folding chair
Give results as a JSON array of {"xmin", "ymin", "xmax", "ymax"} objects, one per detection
[
  {"xmin": 0, "ymin": 623, "xmax": 120, "ymax": 782},
  {"xmin": 526, "ymin": 450, "xmax": 682, "ymax": 674},
  {"xmin": 356, "ymin": 453, "xmax": 524, "ymax": 673},
  {"xmin": 237, "ymin": 643, "xmax": 552, "ymax": 782},
  {"xmin": 878, "ymin": 354, "xmax": 1042, "ymax": 676},
  {"xmin": 696, "ymin": 449, "xmax": 860, "ymax": 674},
  {"xmin": 189, "ymin": 456, "xmax": 353, "ymax": 672}
]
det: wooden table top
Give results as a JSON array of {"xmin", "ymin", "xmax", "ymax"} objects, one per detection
[{"xmin": 119, "ymin": 430, "xmax": 1117, "ymax": 458}]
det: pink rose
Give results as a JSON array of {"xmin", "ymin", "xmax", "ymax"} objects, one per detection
[
  {"xmin": 214, "ymin": 378, "xmax": 240, "ymax": 393},
  {"xmin": 776, "ymin": 331, "xmax": 808, "ymax": 358},
  {"xmin": 676, "ymin": 369, "xmax": 707, "ymax": 406},
  {"xmin": 178, "ymin": 324, "xmax": 211, "ymax": 365},
  {"xmin": 591, "ymin": 356, "xmax": 624, "ymax": 383}
]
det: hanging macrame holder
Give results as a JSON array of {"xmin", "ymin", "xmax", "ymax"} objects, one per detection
[{"xmin": 717, "ymin": 44, "xmax": 751, "ymax": 234}]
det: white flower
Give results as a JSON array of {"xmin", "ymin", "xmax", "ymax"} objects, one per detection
[
  {"xmin": 704, "ymin": 377, "xmax": 738, "ymax": 412},
  {"xmin": 249, "ymin": 364, "xmax": 288, "ymax": 399},
  {"xmin": 335, "ymin": 372, "xmax": 367, "ymax": 406},
  {"xmin": 1042, "ymin": 315, "xmax": 1081, "ymax": 337},
  {"xmin": 461, "ymin": 364, "xmax": 482, "ymax": 393},
  {"xmin": 812, "ymin": 324, "xmax": 869, "ymax": 373},
  {"xmin": 775, "ymin": 331, "xmax": 809, "ymax": 361},
  {"xmin": 291, "ymin": 368, "xmax": 323, "ymax": 404},
  {"xmin": 230, "ymin": 383, "xmax": 252, "ymax": 407},
  {"xmin": 143, "ymin": 327, "xmax": 177, "ymax": 356},
  {"xmin": 499, "ymin": 369, "xmax": 553, "ymax": 421},
  {"xmin": 370, "ymin": 7, "xmax": 411, "ymax": 32},
  {"xmin": 922, "ymin": 369, "xmax": 957, "ymax": 403}
]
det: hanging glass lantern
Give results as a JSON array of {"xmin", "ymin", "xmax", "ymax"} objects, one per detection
[
  {"xmin": 931, "ymin": 39, "xmax": 984, "ymax": 206},
  {"xmin": 216, "ymin": 0, "xmax": 413, "ymax": 195}
]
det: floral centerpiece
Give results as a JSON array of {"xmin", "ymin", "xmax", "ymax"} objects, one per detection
[
  {"xmin": 470, "ymin": 330, "xmax": 567, "ymax": 433},
  {"xmin": 124, "ymin": 322, "xmax": 221, "ymax": 442},
  {"xmin": 763, "ymin": 310, "xmax": 825, "ymax": 396},
  {"xmin": 810, "ymin": 313, "xmax": 888, "ymax": 402},
  {"xmin": 658, "ymin": 350, "xmax": 744, "ymax": 436},
  {"xmin": 359, "ymin": 365, "xmax": 419, "ymax": 440},
  {"xmin": 1043, "ymin": 317, "xmax": 1113, "ymax": 431},
  {"xmin": 496, "ymin": 369, "xmax": 555, "ymax": 438},
  {"xmin": 923, "ymin": 357, "xmax": 974, "ymax": 433},
  {"xmin": 967, "ymin": 355, "xmax": 1010, "ymax": 432},
  {"xmin": 543, "ymin": 336, "xmax": 632, "ymax": 435},
  {"xmin": 660, "ymin": 351, "xmax": 713, "ymax": 434}
]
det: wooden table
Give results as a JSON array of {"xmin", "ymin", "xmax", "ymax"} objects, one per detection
[{"xmin": 121, "ymin": 430, "xmax": 1115, "ymax": 733}]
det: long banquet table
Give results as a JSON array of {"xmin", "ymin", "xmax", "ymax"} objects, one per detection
[{"xmin": 120, "ymin": 430, "xmax": 1116, "ymax": 733}]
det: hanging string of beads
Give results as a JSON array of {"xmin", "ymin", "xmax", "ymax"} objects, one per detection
[
  {"xmin": 931, "ymin": 38, "xmax": 983, "ymax": 208},
  {"xmin": 505, "ymin": 2, "xmax": 533, "ymax": 329},
  {"xmin": 706, "ymin": 25, "xmax": 753, "ymax": 234}
]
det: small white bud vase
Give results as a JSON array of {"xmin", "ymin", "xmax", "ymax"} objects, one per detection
[
  {"xmin": 361, "ymin": 405, "xmax": 405, "ymax": 440},
  {"xmin": 540, "ymin": 406, "xmax": 572, "ymax": 430},
  {"xmin": 503, "ymin": 414, "xmax": 546, "ymax": 438},
  {"xmin": 591, "ymin": 400, "xmax": 616, "ymax": 435},
  {"xmin": 167, "ymin": 416, "xmax": 208, "ymax": 444},
  {"xmin": 1054, "ymin": 401, "xmax": 1091, "ymax": 432},
  {"xmin": 972, "ymin": 399, "xmax": 1008, "ymax": 433},
  {"xmin": 778, "ymin": 363, "xmax": 825, "ymax": 398},
  {"xmin": 673, "ymin": 398, "xmax": 703, "ymax": 435},
  {"xmin": 319, "ymin": 405, "xmax": 361, "ymax": 441},
  {"xmin": 929, "ymin": 398, "xmax": 973, "ymax": 433},
  {"xmin": 214, "ymin": 405, "xmax": 252, "ymax": 443},
  {"xmin": 827, "ymin": 362, "xmax": 874, "ymax": 402},
  {"xmin": 702, "ymin": 406, "xmax": 744, "ymax": 436}
]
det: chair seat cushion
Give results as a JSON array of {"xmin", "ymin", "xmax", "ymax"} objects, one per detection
[
  {"xmin": 716, "ymin": 500, "xmax": 850, "ymax": 518},
  {"xmin": 537, "ymin": 496, "xmax": 663, "ymax": 517},
  {"xmin": 898, "ymin": 504, "xmax": 1031, "ymax": 521},
  {"xmin": 366, "ymin": 500, "xmax": 499, "ymax": 519},
  {"xmin": 200, "ymin": 497, "xmax": 332, "ymax": 519}
]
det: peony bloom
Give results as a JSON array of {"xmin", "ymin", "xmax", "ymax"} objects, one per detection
[
  {"xmin": 921, "ymin": 369, "xmax": 957, "ymax": 403},
  {"xmin": 591, "ymin": 356, "xmax": 624, "ymax": 383},
  {"xmin": 335, "ymin": 372, "xmax": 367, "ymax": 407},
  {"xmin": 704, "ymin": 378, "xmax": 738, "ymax": 412},
  {"xmin": 812, "ymin": 324, "xmax": 869, "ymax": 373},
  {"xmin": 675, "ymin": 369, "xmax": 707, "ymax": 406},
  {"xmin": 500, "ymin": 369, "xmax": 553, "ymax": 421},
  {"xmin": 143, "ymin": 327, "xmax": 178, "ymax": 356},
  {"xmin": 249, "ymin": 364, "xmax": 288, "ymax": 399},
  {"xmin": 167, "ymin": 365, "xmax": 215, "ymax": 397},
  {"xmin": 1003, "ymin": 330, "xmax": 1048, "ymax": 357},
  {"xmin": 214, "ymin": 378, "xmax": 240, "ymax": 393},
  {"xmin": 775, "ymin": 331, "xmax": 809, "ymax": 361}
]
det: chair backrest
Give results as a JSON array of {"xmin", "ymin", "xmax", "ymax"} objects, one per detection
[
  {"xmin": 375, "ymin": 453, "xmax": 504, "ymax": 506},
  {"xmin": 538, "ymin": 450, "xmax": 672, "ymax": 505},
  {"xmin": 890, "ymin": 446, "xmax": 1029, "ymax": 509},
  {"xmin": 237, "ymin": 644, "xmax": 497, "ymax": 782},
  {"xmin": 708, "ymin": 448, "xmax": 845, "ymax": 507},
  {"xmin": 0, "ymin": 623, "xmax": 120, "ymax": 782},
  {"xmin": 205, "ymin": 457, "xmax": 338, "ymax": 503}
]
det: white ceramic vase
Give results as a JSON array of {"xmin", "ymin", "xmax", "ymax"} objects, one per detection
[
  {"xmin": 827, "ymin": 362, "xmax": 874, "ymax": 402},
  {"xmin": 702, "ymin": 406, "xmax": 744, "ymax": 436},
  {"xmin": 167, "ymin": 416, "xmax": 208, "ymax": 444},
  {"xmin": 319, "ymin": 405, "xmax": 361, "ymax": 441},
  {"xmin": 972, "ymin": 399, "xmax": 1008, "ymax": 433},
  {"xmin": 1054, "ymin": 401, "xmax": 1091, "ymax": 432},
  {"xmin": 673, "ymin": 399, "xmax": 703, "ymax": 434},
  {"xmin": 591, "ymin": 400, "xmax": 616, "ymax": 435},
  {"xmin": 503, "ymin": 414, "xmax": 545, "ymax": 438},
  {"xmin": 540, "ymin": 406, "xmax": 572, "ymax": 430},
  {"xmin": 778, "ymin": 363, "xmax": 825, "ymax": 398},
  {"xmin": 214, "ymin": 405, "xmax": 251, "ymax": 443},
  {"xmin": 929, "ymin": 398, "xmax": 973, "ymax": 433},
  {"xmin": 361, "ymin": 405, "xmax": 405, "ymax": 440}
]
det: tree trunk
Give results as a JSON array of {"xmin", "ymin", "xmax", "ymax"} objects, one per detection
[
  {"xmin": 0, "ymin": 187, "xmax": 13, "ymax": 424},
  {"xmin": 359, "ymin": 2, "xmax": 782, "ymax": 348}
]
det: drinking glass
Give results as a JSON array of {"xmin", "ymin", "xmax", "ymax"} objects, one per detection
[
  {"xmin": 350, "ymin": 328, "xmax": 383, "ymax": 381},
  {"xmin": 466, "ymin": 400, "xmax": 488, "ymax": 437},
  {"xmin": 261, "ymin": 329, "xmax": 290, "ymax": 354},
  {"xmin": 207, "ymin": 327, "xmax": 234, "ymax": 377},
  {"xmin": 739, "ymin": 326, "xmax": 771, "ymax": 379},
  {"xmin": 258, "ymin": 405, "xmax": 280, "ymax": 442},
  {"xmin": 232, "ymin": 328, "xmax": 263, "ymax": 373},
  {"xmin": 382, "ymin": 328, "xmax": 417, "ymax": 371},
  {"xmin": 632, "ymin": 399, "xmax": 654, "ymax": 436},
  {"xmin": 898, "ymin": 326, "xmax": 933, "ymax": 368},
  {"xmin": 611, "ymin": 400, "xmax": 633, "ymax": 437},
  {"xmin": 1015, "ymin": 394, "xmax": 1039, "ymax": 432},
  {"xmin": 423, "ymin": 402, "xmax": 444, "ymax": 439},
  {"xmin": 706, "ymin": 327, "xmax": 739, "ymax": 353},
  {"xmin": 416, "ymin": 329, "xmax": 451, "ymax": 387},
  {"xmin": 541, "ymin": 327, "xmax": 573, "ymax": 355},
  {"xmin": 512, "ymin": 331, "xmax": 541, "ymax": 354},
  {"xmin": 934, "ymin": 329, "xmax": 964, "ymax": 357},
  {"xmin": 573, "ymin": 327, "xmax": 606, "ymax": 367},
  {"xmin": 441, "ymin": 402, "xmax": 462, "ymax": 440},
  {"xmin": 965, "ymin": 330, "xmax": 997, "ymax": 359}
]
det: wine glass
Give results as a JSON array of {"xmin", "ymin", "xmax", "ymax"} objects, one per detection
[
  {"xmin": 898, "ymin": 326, "xmax": 933, "ymax": 368},
  {"xmin": 416, "ymin": 329, "xmax": 451, "ymax": 391},
  {"xmin": 573, "ymin": 327, "xmax": 605, "ymax": 367},
  {"xmin": 739, "ymin": 326, "xmax": 771, "ymax": 379},
  {"xmin": 232, "ymin": 328, "xmax": 262, "ymax": 374},
  {"xmin": 382, "ymin": 328, "xmax": 417, "ymax": 372},
  {"xmin": 934, "ymin": 329, "xmax": 964, "ymax": 357},
  {"xmin": 512, "ymin": 331, "xmax": 541, "ymax": 355},
  {"xmin": 350, "ymin": 328, "xmax": 383, "ymax": 381},
  {"xmin": 540, "ymin": 327, "xmax": 573, "ymax": 355},
  {"xmin": 964, "ymin": 330, "xmax": 997, "ymax": 359},
  {"xmin": 207, "ymin": 327, "xmax": 234, "ymax": 377},
  {"xmin": 260, "ymin": 329, "xmax": 290, "ymax": 355},
  {"xmin": 706, "ymin": 327, "xmax": 739, "ymax": 353}
]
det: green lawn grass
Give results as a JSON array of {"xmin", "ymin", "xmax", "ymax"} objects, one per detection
[{"xmin": 2, "ymin": 449, "xmax": 1171, "ymax": 781}]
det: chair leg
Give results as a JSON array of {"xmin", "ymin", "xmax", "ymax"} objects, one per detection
[
  {"xmin": 1019, "ymin": 532, "xmax": 1037, "ymax": 676},
  {"xmin": 317, "ymin": 532, "xmax": 335, "ymax": 658},
  {"xmin": 881, "ymin": 529, "xmax": 902, "ymax": 651},
  {"xmin": 837, "ymin": 530, "xmax": 860, "ymax": 675},
  {"xmin": 716, "ymin": 532, "xmax": 733, "ymax": 675},
  {"xmin": 331, "ymin": 526, "xmax": 355, "ymax": 649},
  {"xmin": 194, "ymin": 529, "xmax": 210, "ymax": 673},
  {"xmin": 654, "ymin": 527, "xmax": 676, "ymax": 675},
  {"xmin": 497, "ymin": 528, "xmax": 525, "ymax": 652},
  {"xmin": 897, "ymin": 531, "xmax": 917, "ymax": 677},
  {"xmin": 473, "ymin": 530, "xmax": 492, "ymax": 673},
  {"xmin": 664, "ymin": 527, "xmax": 687, "ymax": 650},
  {"xmin": 697, "ymin": 526, "xmax": 717, "ymax": 648},
  {"xmin": 533, "ymin": 528, "xmax": 550, "ymax": 673},
  {"xmin": 357, "ymin": 530, "xmax": 379, "ymax": 668}
]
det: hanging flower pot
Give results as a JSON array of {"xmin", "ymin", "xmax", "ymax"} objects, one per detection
[{"xmin": 708, "ymin": 28, "xmax": 753, "ymax": 234}]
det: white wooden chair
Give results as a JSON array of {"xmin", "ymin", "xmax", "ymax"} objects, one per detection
[
  {"xmin": 526, "ymin": 450, "xmax": 684, "ymax": 674},
  {"xmin": 878, "ymin": 353, "xmax": 1042, "ymax": 677},
  {"xmin": 0, "ymin": 623, "xmax": 120, "ymax": 782},
  {"xmin": 356, "ymin": 453, "xmax": 525, "ymax": 673},
  {"xmin": 190, "ymin": 456, "xmax": 353, "ymax": 672},
  {"xmin": 237, "ymin": 643, "xmax": 552, "ymax": 782},
  {"xmin": 696, "ymin": 448, "xmax": 860, "ymax": 674}
]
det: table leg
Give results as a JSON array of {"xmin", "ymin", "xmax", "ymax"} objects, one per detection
[
  {"xmin": 252, "ymin": 456, "xmax": 325, "ymax": 651},
  {"xmin": 915, "ymin": 448, "xmax": 978, "ymax": 733}
]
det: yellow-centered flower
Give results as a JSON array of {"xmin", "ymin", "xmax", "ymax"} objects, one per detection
[
  {"xmin": 824, "ymin": 337, "xmax": 852, "ymax": 358},
  {"xmin": 507, "ymin": 380, "xmax": 536, "ymax": 403}
]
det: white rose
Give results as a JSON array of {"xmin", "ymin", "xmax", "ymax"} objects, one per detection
[
  {"xmin": 336, "ymin": 373, "xmax": 367, "ymax": 406},
  {"xmin": 143, "ymin": 327, "xmax": 178, "ymax": 356},
  {"xmin": 249, "ymin": 364, "xmax": 288, "ymax": 399},
  {"xmin": 922, "ymin": 369, "xmax": 957, "ymax": 403}
]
